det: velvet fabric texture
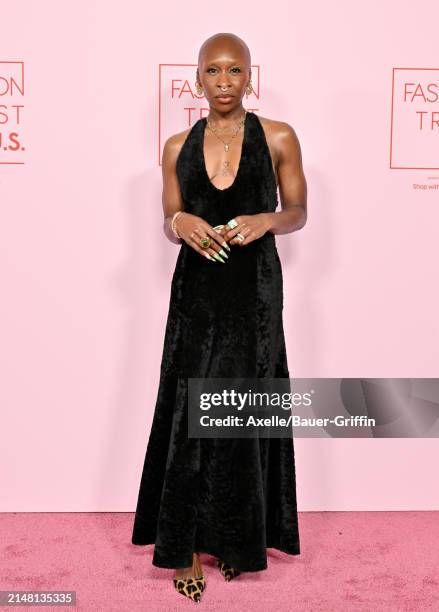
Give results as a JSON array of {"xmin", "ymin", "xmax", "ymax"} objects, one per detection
[{"xmin": 131, "ymin": 111, "xmax": 301, "ymax": 571}]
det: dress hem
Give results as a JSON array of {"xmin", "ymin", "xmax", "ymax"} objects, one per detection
[{"xmin": 131, "ymin": 538, "xmax": 301, "ymax": 572}]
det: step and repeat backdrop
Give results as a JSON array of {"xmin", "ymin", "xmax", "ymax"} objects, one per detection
[{"xmin": 1, "ymin": 1, "xmax": 438, "ymax": 511}]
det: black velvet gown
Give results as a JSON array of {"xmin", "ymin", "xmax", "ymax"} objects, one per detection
[{"xmin": 131, "ymin": 110, "xmax": 301, "ymax": 571}]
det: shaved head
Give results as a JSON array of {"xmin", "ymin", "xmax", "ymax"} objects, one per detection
[
  {"xmin": 198, "ymin": 33, "xmax": 251, "ymax": 69},
  {"xmin": 196, "ymin": 33, "xmax": 252, "ymax": 113}
]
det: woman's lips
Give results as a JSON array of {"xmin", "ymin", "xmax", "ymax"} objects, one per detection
[{"xmin": 216, "ymin": 95, "xmax": 234, "ymax": 103}]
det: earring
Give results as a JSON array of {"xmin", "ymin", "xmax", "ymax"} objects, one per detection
[
  {"xmin": 195, "ymin": 80, "xmax": 203, "ymax": 96},
  {"xmin": 245, "ymin": 81, "xmax": 253, "ymax": 98}
]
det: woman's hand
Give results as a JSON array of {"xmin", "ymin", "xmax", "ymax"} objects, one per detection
[
  {"xmin": 223, "ymin": 213, "xmax": 272, "ymax": 246},
  {"xmin": 175, "ymin": 212, "xmax": 230, "ymax": 262}
]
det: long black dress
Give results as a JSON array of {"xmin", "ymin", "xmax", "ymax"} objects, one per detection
[{"xmin": 131, "ymin": 110, "xmax": 301, "ymax": 571}]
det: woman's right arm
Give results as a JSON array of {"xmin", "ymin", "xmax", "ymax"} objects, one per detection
[
  {"xmin": 160, "ymin": 132, "xmax": 229, "ymax": 261},
  {"xmin": 161, "ymin": 134, "xmax": 186, "ymax": 245}
]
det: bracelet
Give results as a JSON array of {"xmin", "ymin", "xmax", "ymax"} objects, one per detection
[{"xmin": 171, "ymin": 211, "xmax": 184, "ymax": 239}]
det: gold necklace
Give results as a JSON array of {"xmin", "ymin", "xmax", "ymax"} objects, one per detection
[{"xmin": 206, "ymin": 110, "xmax": 247, "ymax": 152}]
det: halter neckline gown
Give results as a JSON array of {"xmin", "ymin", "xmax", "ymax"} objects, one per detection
[{"xmin": 132, "ymin": 110, "xmax": 301, "ymax": 571}]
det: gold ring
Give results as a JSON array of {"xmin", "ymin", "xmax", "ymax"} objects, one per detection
[
  {"xmin": 200, "ymin": 236, "xmax": 211, "ymax": 249},
  {"xmin": 236, "ymin": 233, "xmax": 245, "ymax": 241}
]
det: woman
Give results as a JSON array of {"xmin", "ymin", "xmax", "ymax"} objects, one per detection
[{"xmin": 132, "ymin": 32, "xmax": 307, "ymax": 603}]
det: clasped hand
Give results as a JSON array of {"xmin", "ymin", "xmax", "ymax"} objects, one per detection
[{"xmin": 175, "ymin": 212, "xmax": 271, "ymax": 263}]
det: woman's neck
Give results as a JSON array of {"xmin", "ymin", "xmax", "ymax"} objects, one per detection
[{"xmin": 206, "ymin": 105, "xmax": 246, "ymax": 128}]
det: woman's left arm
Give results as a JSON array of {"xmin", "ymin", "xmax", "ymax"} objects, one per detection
[{"xmin": 265, "ymin": 122, "xmax": 307, "ymax": 235}]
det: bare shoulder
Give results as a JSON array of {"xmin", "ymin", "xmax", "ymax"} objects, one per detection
[
  {"xmin": 161, "ymin": 125, "xmax": 193, "ymax": 166},
  {"xmin": 256, "ymin": 114, "xmax": 302, "ymax": 161}
]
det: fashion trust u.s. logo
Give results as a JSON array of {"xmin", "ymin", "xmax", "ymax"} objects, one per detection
[
  {"xmin": 0, "ymin": 61, "xmax": 25, "ymax": 165},
  {"xmin": 158, "ymin": 63, "xmax": 260, "ymax": 165},
  {"xmin": 390, "ymin": 67, "xmax": 439, "ymax": 170}
]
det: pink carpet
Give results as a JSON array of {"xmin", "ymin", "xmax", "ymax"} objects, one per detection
[{"xmin": 1, "ymin": 511, "xmax": 438, "ymax": 611}]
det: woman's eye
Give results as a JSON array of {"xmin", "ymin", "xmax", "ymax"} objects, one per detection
[{"xmin": 206, "ymin": 67, "xmax": 241, "ymax": 74}]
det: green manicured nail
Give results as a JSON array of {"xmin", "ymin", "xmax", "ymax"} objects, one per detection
[
  {"xmin": 214, "ymin": 253, "xmax": 225, "ymax": 263},
  {"xmin": 219, "ymin": 249, "xmax": 228, "ymax": 259},
  {"xmin": 222, "ymin": 241, "xmax": 231, "ymax": 251},
  {"xmin": 204, "ymin": 253, "xmax": 216, "ymax": 261}
]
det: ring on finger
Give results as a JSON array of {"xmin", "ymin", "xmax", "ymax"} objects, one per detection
[
  {"xmin": 236, "ymin": 232, "xmax": 245, "ymax": 242},
  {"xmin": 199, "ymin": 236, "xmax": 211, "ymax": 249}
]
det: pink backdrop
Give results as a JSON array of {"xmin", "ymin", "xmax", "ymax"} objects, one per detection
[{"xmin": 1, "ymin": 0, "xmax": 438, "ymax": 511}]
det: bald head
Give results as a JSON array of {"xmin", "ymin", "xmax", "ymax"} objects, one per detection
[
  {"xmin": 196, "ymin": 33, "xmax": 252, "ymax": 108},
  {"xmin": 198, "ymin": 33, "xmax": 251, "ymax": 69}
]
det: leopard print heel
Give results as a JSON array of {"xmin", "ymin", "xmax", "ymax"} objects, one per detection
[
  {"xmin": 216, "ymin": 558, "xmax": 241, "ymax": 582},
  {"xmin": 173, "ymin": 575, "xmax": 206, "ymax": 603}
]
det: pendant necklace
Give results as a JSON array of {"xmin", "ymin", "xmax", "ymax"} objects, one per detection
[{"xmin": 206, "ymin": 110, "xmax": 247, "ymax": 153}]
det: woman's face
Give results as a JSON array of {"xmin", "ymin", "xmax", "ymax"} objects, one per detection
[{"xmin": 197, "ymin": 44, "xmax": 250, "ymax": 111}]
